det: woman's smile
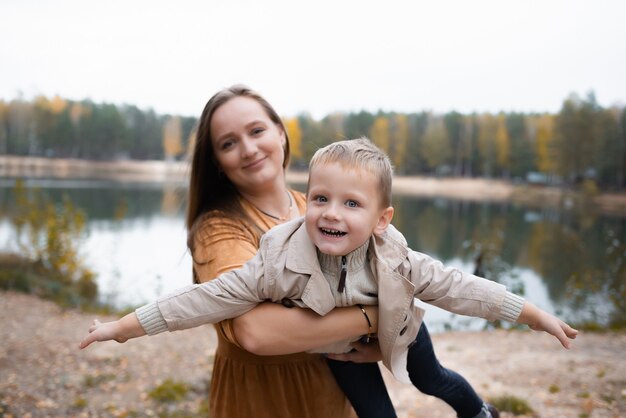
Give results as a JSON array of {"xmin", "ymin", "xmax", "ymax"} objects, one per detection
[{"xmin": 242, "ymin": 156, "xmax": 268, "ymax": 170}]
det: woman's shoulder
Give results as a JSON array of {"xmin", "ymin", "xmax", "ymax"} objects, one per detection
[{"xmin": 191, "ymin": 210, "xmax": 258, "ymax": 247}]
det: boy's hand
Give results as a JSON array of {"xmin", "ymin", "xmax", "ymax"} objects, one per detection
[
  {"xmin": 78, "ymin": 313, "xmax": 145, "ymax": 349},
  {"xmin": 79, "ymin": 319, "xmax": 127, "ymax": 349},
  {"xmin": 519, "ymin": 302, "xmax": 578, "ymax": 349},
  {"xmin": 325, "ymin": 338, "xmax": 383, "ymax": 363}
]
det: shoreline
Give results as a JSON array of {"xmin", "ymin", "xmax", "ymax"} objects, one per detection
[{"xmin": 2, "ymin": 155, "xmax": 626, "ymax": 215}]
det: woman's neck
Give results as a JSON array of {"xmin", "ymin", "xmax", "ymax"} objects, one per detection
[{"xmin": 239, "ymin": 181, "xmax": 296, "ymax": 221}]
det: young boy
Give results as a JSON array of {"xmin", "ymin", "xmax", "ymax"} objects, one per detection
[{"xmin": 80, "ymin": 138, "xmax": 577, "ymax": 387}]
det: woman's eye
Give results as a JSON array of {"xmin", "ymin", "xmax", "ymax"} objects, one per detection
[
  {"xmin": 346, "ymin": 200, "xmax": 358, "ymax": 208},
  {"xmin": 251, "ymin": 127, "xmax": 265, "ymax": 136},
  {"xmin": 221, "ymin": 140, "xmax": 234, "ymax": 150}
]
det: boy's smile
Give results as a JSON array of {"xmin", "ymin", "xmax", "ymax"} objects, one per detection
[{"xmin": 305, "ymin": 162, "xmax": 394, "ymax": 256}]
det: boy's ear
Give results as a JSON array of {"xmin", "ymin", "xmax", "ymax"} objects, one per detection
[{"xmin": 373, "ymin": 206, "xmax": 394, "ymax": 235}]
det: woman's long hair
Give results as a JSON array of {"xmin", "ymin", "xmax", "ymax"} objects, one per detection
[{"xmin": 186, "ymin": 85, "xmax": 291, "ymax": 255}]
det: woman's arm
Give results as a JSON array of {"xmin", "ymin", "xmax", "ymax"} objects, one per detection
[{"xmin": 233, "ymin": 302, "xmax": 379, "ymax": 355}]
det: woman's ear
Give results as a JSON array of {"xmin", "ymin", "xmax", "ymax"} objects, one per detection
[{"xmin": 373, "ymin": 206, "xmax": 394, "ymax": 236}]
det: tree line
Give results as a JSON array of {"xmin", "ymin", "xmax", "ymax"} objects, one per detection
[{"xmin": 1, "ymin": 92, "xmax": 624, "ymax": 189}]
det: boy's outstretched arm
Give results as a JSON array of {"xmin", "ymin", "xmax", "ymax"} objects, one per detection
[
  {"xmin": 78, "ymin": 313, "xmax": 146, "ymax": 349},
  {"xmin": 516, "ymin": 301, "xmax": 578, "ymax": 349}
]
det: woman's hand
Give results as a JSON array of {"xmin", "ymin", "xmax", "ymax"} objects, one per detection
[{"xmin": 325, "ymin": 339, "xmax": 383, "ymax": 363}]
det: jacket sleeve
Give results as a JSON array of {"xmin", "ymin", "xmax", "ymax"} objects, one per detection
[
  {"xmin": 137, "ymin": 247, "xmax": 272, "ymax": 334},
  {"xmin": 404, "ymin": 250, "xmax": 524, "ymax": 322}
]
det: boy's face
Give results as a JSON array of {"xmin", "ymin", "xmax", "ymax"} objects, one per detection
[{"xmin": 305, "ymin": 162, "xmax": 394, "ymax": 256}]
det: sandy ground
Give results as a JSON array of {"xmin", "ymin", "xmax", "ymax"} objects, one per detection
[{"xmin": 1, "ymin": 291, "xmax": 625, "ymax": 418}]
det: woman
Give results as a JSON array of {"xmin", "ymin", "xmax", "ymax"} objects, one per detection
[{"xmin": 186, "ymin": 85, "xmax": 498, "ymax": 418}]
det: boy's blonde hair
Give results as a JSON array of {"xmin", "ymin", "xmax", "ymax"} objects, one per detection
[{"xmin": 308, "ymin": 137, "xmax": 393, "ymax": 207}]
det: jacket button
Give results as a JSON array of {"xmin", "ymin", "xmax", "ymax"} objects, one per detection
[
  {"xmin": 399, "ymin": 326, "xmax": 407, "ymax": 336},
  {"xmin": 281, "ymin": 298, "xmax": 295, "ymax": 308}
]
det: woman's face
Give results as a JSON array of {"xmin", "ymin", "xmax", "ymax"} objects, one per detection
[{"xmin": 210, "ymin": 96, "xmax": 287, "ymax": 194}]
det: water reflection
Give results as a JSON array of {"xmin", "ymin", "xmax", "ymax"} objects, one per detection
[
  {"xmin": 394, "ymin": 196, "xmax": 626, "ymax": 329},
  {"xmin": 0, "ymin": 179, "xmax": 624, "ymax": 330}
]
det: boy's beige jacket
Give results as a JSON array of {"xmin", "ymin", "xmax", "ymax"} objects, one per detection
[{"xmin": 154, "ymin": 217, "xmax": 521, "ymax": 383}]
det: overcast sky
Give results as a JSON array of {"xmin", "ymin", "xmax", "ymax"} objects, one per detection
[{"xmin": 2, "ymin": 0, "xmax": 625, "ymax": 119}]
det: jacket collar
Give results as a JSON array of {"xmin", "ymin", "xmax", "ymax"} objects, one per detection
[
  {"xmin": 369, "ymin": 223, "xmax": 409, "ymax": 271},
  {"xmin": 285, "ymin": 218, "xmax": 409, "ymax": 273},
  {"xmin": 285, "ymin": 218, "xmax": 319, "ymax": 274}
]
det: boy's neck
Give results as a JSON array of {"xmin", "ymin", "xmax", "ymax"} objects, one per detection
[
  {"xmin": 315, "ymin": 234, "xmax": 375, "ymax": 258},
  {"xmin": 316, "ymin": 239, "xmax": 371, "ymax": 261}
]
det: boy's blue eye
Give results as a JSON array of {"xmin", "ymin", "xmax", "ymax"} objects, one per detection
[
  {"xmin": 315, "ymin": 196, "xmax": 327, "ymax": 203},
  {"xmin": 346, "ymin": 200, "xmax": 358, "ymax": 208}
]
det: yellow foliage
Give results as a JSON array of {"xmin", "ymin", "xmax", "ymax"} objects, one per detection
[
  {"xmin": 34, "ymin": 95, "xmax": 68, "ymax": 114},
  {"xmin": 422, "ymin": 114, "xmax": 450, "ymax": 170},
  {"xmin": 186, "ymin": 127, "xmax": 197, "ymax": 160},
  {"xmin": 34, "ymin": 95, "xmax": 49, "ymax": 110},
  {"xmin": 284, "ymin": 117, "xmax": 303, "ymax": 159},
  {"xmin": 69, "ymin": 103, "xmax": 83, "ymax": 126},
  {"xmin": 495, "ymin": 114, "xmax": 510, "ymax": 170},
  {"xmin": 370, "ymin": 116, "xmax": 390, "ymax": 154},
  {"xmin": 478, "ymin": 113, "xmax": 497, "ymax": 157},
  {"xmin": 49, "ymin": 95, "xmax": 68, "ymax": 114},
  {"xmin": 162, "ymin": 116, "xmax": 183, "ymax": 158},
  {"xmin": 391, "ymin": 114, "xmax": 409, "ymax": 171},
  {"xmin": 10, "ymin": 180, "xmax": 96, "ymax": 301},
  {"xmin": 535, "ymin": 114, "xmax": 556, "ymax": 173}
]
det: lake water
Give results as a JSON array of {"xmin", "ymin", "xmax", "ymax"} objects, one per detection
[{"xmin": 1, "ymin": 178, "xmax": 624, "ymax": 331}]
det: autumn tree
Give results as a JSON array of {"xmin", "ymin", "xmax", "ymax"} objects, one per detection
[
  {"xmin": 297, "ymin": 113, "xmax": 327, "ymax": 162},
  {"xmin": 0, "ymin": 100, "xmax": 7, "ymax": 154},
  {"xmin": 554, "ymin": 93, "xmax": 598, "ymax": 184},
  {"xmin": 390, "ymin": 114, "xmax": 409, "ymax": 173},
  {"xmin": 595, "ymin": 107, "xmax": 624, "ymax": 188},
  {"xmin": 494, "ymin": 113, "xmax": 511, "ymax": 178},
  {"xmin": 284, "ymin": 117, "xmax": 303, "ymax": 161},
  {"xmin": 404, "ymin": 112, "xmax": 429, "ymax": 175},
  {"xmin": 459, "ymin": 115, "xmax": 477, "ymax": 177},
  {"xmin": 506, "ymin": 113, "xmax": 534, "ymax": 178},
  {"xmin": 162, "ymin": 115, "xmax": 183, "ymax": 160},
  {"xmin": 534, "ymin": 114, "xmax": 556, "ymax": 178},
  {"xmin": 477, "ymin": 113, "xmax": 497, "ymax": 177},
  {"xmin": 443, "ymin": 111, "xmax": 464, "ymax": 176},
  {"xmin": 68, "ymin": 102, "xmax": 85, "ymax": 157},
  {"xmin": 421, "ymin": 114, "xmax": 451, "ymax": 174},
  {"xmin": 186, "ymin": 125, "xmax": 197, "ymax": 161},
  {"xmin": 370, "ymin": 115, "xmax": 390, "ymax": 155}
]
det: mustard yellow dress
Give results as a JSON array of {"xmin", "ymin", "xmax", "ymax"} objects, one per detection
[{"xmin": 191, "ymin": 190, "xmax": 354, "ymax": 418}]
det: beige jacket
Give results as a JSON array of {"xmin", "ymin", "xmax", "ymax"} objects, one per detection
[{"xmin": 138, "ymin": 217, "xmax": 524, "ymax": 383}]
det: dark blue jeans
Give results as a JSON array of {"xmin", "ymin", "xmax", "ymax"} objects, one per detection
[{"xmin": 326, "ymin": 323, "xmax": 484, "ymax": 418}]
